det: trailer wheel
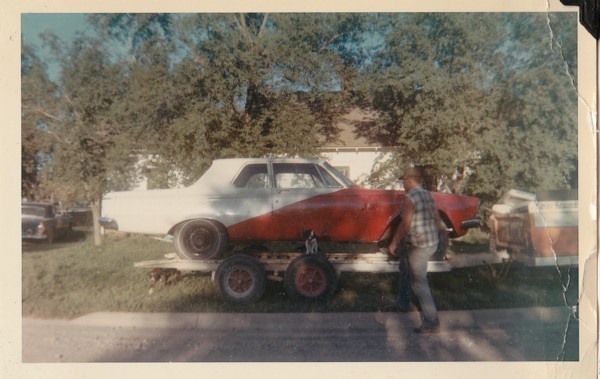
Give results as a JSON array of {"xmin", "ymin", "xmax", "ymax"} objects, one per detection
[
  {"xmin": 284, "ymin": 255, "xmax": 338, "ymax": 301},
  {"xmin": 214, "ymin": 255, "xmax": 266, "ymax": 304},
  {"xmin": 174, "ymin": 219, "xmax": 227, "ymax": 260}
]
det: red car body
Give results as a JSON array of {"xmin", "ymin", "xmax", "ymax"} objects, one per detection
[{"xmin": 229, "ymin": 186, "xmax": 479, "ymax": 243}]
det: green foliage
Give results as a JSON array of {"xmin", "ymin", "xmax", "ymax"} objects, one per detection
[
  {"xmin": 21, "ymin": 45, "xmax": 60, "ymax": 200},
  {"xmin": 356, "ymin": 13, "xmax": 577, "ymax": 204},
  {"xmin": 464, "ymin": 13, "xmax": 578, "ymax": 202},
  {"xmin": 22, "ymin": 234, "xmax": 577, "ymax": 318},
  {"xmin": 22, "ymin": 12, "xmax": 578, "ymax": 209},
  {"xmin": 153, "ymin": 13, "xmax": 362, "ymax": 182},
  {"xmin": 23, "ymin": 34, "xmax": 138, "ymax": 204}
]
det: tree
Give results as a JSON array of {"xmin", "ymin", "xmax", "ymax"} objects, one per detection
[
  {"xmin": 84, "ymin": 14, "xmax": 369, "ymax": 185},
  {"xmin": 353, "ymin": 14, "xmax": 503, "ymax": 191},
  {"xmin": 353, "ymin": 13, "xmax": 577, "ymax": 204},
  {"xmin": 146, "ymin": 13, "xmax": 368, "ymax": 184},
  {"xmin": 37, "ymin": 34, "xmax": 136, "ymax": 245},
  {"xmin": 21, "ymin": 44, "xmax": 59, "ymax": 200},
  {"xmin": 464, "ymin": 13, "xmax": 578, "ymax": 202}
]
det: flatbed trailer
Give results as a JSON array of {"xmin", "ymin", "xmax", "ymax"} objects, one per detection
[{"xmin": 134, "ymin": 249, "xmax": 510, "ymax": 304}]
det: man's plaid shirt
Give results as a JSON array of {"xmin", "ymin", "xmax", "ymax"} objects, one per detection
[{"xmin": 405, "ymin": 186, "xmax": 439, "ymax": 248}]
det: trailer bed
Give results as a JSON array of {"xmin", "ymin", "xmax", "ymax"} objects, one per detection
[
  {"xmin": 134, "ymin": 250, "xmax": 510, "ymax": 274},
  {"xmin": 135, "ymin": 249, "xmax": 513, "ymax": 303}
]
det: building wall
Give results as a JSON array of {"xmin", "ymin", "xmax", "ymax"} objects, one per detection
[{"xmin": 321, "ymin": 149, "xmax": 393, "ymax": 186}]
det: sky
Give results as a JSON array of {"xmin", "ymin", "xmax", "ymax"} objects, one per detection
[
  {"xmin": 21, "ymin": 13, "xmax": 89, "ymax": 80},
  {"xmin": 22, "ymin": 13, "xmax": 88, "ymax": 45}
]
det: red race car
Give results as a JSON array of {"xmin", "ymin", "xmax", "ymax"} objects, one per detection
[{"xmin": 101, "ymin": 158, "xmax": 480, "ymax": 260}]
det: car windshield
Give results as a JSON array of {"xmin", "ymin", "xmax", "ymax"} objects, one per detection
[
  {"xmin": 322, "ymin": 162, "xmax": 355, "ymax": 187},
  {"xmin": 22, "ymin": 206, "xmax": 48, "ymax": 217}
]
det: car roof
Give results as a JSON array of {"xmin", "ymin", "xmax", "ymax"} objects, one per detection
[
  {"xmin": 194, "ymin": 158, "xmax": 329, "ymax": 187},
  {"xmin": 212, "ymin": 157, "xmax": 325, "ymax": 164},
  {"xmin": 209, "ymin": 158, "xmax": 326, "ymax": 173},
  {"xmin": 22, "ymin": 202, "xmax": 53, "ymax": 208}
]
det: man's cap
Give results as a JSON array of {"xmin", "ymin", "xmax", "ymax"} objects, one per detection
[{"xmin": 399, "ymin": 167, "xmax": 422, "ymax": 181}]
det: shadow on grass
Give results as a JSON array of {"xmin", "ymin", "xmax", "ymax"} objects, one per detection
[
  {"xmin": 430, "ymin": 263, "xmax": 578, "ymax": 311},
  {"xmin": 448, "ymin": 239, "xmax": 489, "ymax": 254},
  {"xmin": 448, "ymin": 229, "xmax": 491, "ymax": 254},
  {"xmin": 22, "ymin": 229, "xmax": 91, "ymax": 253},
  {"xmin": 146, "ymin": 261, "xmax": 578, "ymax": 316},
  {"xmin": 21, "ymin": 233, "xmax": 579, "ymax": 318}
]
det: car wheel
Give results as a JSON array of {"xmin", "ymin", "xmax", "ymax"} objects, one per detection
[
  {"xmin": 214, "ymin": 255, "xmax": 266, "ymax": 304},
  {"xmin": 284, "ymin": 255, "xmax": 338, "ymax": 301},
  {"xmin": 174, "ymin": 219, "xmax": 227, "ymax": 260}
]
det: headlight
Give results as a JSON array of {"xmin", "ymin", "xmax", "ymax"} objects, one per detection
[{"xmin": 37, "ymin": 223, "xmax": 46, "ymax": 234}]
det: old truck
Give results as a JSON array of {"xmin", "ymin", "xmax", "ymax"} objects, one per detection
[{"xmin": 488, "ymin": 189, "xmax": 578, "ymax": 267}]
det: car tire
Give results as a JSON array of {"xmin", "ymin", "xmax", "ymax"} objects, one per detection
[
  {"xmin": 284, "ymin": 255, "xmax": 338, "ymax": 301},
  {"xmin": 174, "ymin": 219, "xmax": 228, "ymax": 260},
  {"xmin": 214, "ymin": 255, "xmax": 266, "ymax": 304}
]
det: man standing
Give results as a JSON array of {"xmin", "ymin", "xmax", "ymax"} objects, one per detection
[{"xmin": 388, "ymin": 167, "xmax": 441, "ymax": 334}]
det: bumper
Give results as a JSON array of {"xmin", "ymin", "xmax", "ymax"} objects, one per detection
[
  {"xmin": 22, "ymin": 233, "xmax": 48, "ymax": 241},
  {"xmin": 99, "ymin": 217, "xmax": 119, "ymax": 230},
  {"xmin": 460, "ymin": 219, "xmax": 481, "ymax": 230}
]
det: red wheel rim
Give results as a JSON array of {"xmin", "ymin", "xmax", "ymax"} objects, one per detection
[
  {"xmin": 295, "ymin": 264, "xmax": 327, "ymax": 297},
  {"xmin": 227, "ymin": 268, "xmax": 253, "ymax": 294}
]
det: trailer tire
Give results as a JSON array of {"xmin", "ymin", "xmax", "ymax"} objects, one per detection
[
  {"xmin": 284, "ymin": 255, "xmax": 338, "ymax": 301},
  {"xmin": 214, "ymin": 255, "xmax": 266, "ymax": 304},
  {"xmin": 174, "ymin": 219, "xmax": 227, "ymax": 260}
]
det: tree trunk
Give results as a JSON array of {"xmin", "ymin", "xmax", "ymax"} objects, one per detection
[{"xmin": 90, "ymin": 197, "xmax": 103, "ymax": 246}]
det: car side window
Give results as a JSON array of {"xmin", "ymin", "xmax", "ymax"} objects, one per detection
[
  {"xmin": 233, "ymin": 164, "xmax": 270, "ymax": 188},
  {"xmin": 317, "ymin": 165, "xmax": 342, "ymax": 188},
  {"xmin": 273, "ymin": 163, "xmax": 326, "ymax": 189}
]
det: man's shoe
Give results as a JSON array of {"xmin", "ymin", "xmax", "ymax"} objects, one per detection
[{"xmin": 413, "ymin": 324, "xmax": 440, "ymax": 334}]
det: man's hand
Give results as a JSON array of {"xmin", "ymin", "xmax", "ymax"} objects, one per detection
[{"xmin": 388, "ymin": 197, "xmax": 413, "ymax": 259}]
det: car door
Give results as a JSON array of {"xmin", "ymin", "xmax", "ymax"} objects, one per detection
[
  {"xmin": 223, "ymin": 162, "xmax": 275, "ymax": 241},
  {"xmin": 271, "ymin": 163, "xmax": 343, "ymax": 240}
]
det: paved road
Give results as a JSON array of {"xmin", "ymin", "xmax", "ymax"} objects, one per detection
[{"xmin": 22, "ymin": 306, "xmax": 578, "ymax": 362}]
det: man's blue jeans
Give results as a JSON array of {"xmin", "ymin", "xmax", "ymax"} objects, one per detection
[{"xmin": 407, "ymin": 244, "xmax": 439, "ymax": 327}]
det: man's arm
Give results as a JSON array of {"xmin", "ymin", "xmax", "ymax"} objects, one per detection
[{"xmin": 388, "ymin": 197, "xmax": 413, "ymax": 256}]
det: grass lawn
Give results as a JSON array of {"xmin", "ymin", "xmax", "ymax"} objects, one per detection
[{"xmin": 22, "ymin": 231, "xmax": 578, "ymax": 319}]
